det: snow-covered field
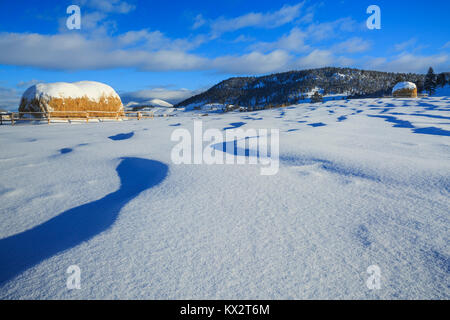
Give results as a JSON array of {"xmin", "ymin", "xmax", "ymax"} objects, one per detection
[{"xmin": 0, "ymin": 97, "xmax": 449, "ymax": 299}]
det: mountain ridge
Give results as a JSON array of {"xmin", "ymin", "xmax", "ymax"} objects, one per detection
[{"xmin": 175, "ymin": 67, "xmax": 436, "ymax": 109}]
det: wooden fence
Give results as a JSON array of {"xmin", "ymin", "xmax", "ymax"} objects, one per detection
[
  {"xmin": 382, "ymin": 93, "xmax": 428, "ymax": 98},
  {"xmin": 0, "ymin": 110, "xmax": 159, "ymax": 125}
]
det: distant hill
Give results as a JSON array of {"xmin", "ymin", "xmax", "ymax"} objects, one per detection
[
  {"xmin": 175, "ymin": 67, "xmax": 430, "ymax": 109},
  {"xmin": 125, "ymin": 98, "xmax": 173, "ymax": 110}
]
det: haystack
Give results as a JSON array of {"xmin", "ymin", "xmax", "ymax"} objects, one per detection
[
  {"xmin": 392, "ymin": 82, "xmax": 417, "ymax": 98},
  {"xmin": 19, "ymin": 81, "xmax": 124, "ymax": 118}
]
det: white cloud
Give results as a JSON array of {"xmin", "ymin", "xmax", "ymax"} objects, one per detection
[
  {"xmin": 442, "ymin": 41, "xmax": 450, "ymax": 49},
  {"xmin": 209, "ymin": 2, "xmax": 305, "ymax": 37},
  {"xmin": 247, "ymin": 17, "xmax": 360, "ymax": 54},
  {"xmin": 232, "ymin": 35, "xmax": 255, "ymax": 43},
  {"xmin": 81, "ymin": 11, "xmax": 108, "ymax": 29},
  {"xmin": 57, "ymin": 7, "xmax": 117, "ymax": 35},
  {"xmin": 384, "ymin": 53, "xmax": 449, "ymax": 73},
  {"xmin": 298, "ymin": 12, "xmax": 314, "ymax": 24},
  {"xmin": 117, "ymin": 29, "xmax": 206, "ymax": 51},
  {"xmin": 79, "ymin": 0, "xmax": 136, "ymax": 14},
  {"xmin": 332, "ymin": 37, "xmax": 371, "ymax": 54},
  {"xmin": 2, "ymin": 15, "xmax": 447, "ymax": 77},
  {"xmin": 364, "ymin": 57, "xmax": 387, "ymax": 70},
  {"xmin": 294, "ymin": 49, "xmax": 335, "ymax": 69},
  {"xmin": 192, "ymin": 14, "xmax": 206, "ymax": 30},
  {"xmin": 394, "ymin": 38, "xmax": 417, "ymax": 52},
  {"xmin": 0, "ymin": 32, "xmax": 207, "ymax": 71},
  {"xmin": 16, "ymin": 79, "xmax": 43, "ymax": 88},
  {"xmin": 0, "ymin": 86, "xmax": 21, "ymax": 111},
  {"xmin": 305, "ymin": 17, "xmax": 356, "ymax": 41},
  {"xmin": 336, "ymin": 56, "xmax": 355, "ymax": 67},
  {"xmin": 211, "ymin": 50, "xmax": 292, "ymax": 74},
  {"xmin": 249, "ymin": 28, "xmax": 309, "ymax": 53},
  {"xmin": 57, "ymin": 0, "xmax": 134, "ymax": 35},
  {"xmin": 0, "ymin": 32, "xmax": 293, "ymax": 74},
  {"xmin": 362, "ymin": 54, "xmax": 449, "ymax": 73}
]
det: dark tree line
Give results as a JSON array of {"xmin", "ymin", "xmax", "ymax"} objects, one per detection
[
  {"xmin": 424, "ymin": 67, "xmax": 449, "ymax": 95},
  {"xmin": 176, "ymin": 67, "xmax": 448, "ymax": 109}
]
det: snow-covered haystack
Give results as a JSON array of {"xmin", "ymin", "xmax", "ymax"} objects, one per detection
[
  {"xmin": 19, "ymin": 81, "xmax": 124, "ymax": 118},
  {"xmin": 392, "ymin": 82, "xmax": 417, "ymax": 98}
]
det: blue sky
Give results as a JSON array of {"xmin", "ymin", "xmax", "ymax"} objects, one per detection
[{"xmin": 0, "ymin": 0, "xmax": 449, "ymax": 109}]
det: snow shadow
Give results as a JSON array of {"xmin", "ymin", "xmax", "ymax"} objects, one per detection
[
  {"xmin": 108, "ymin": 132, "xmax": 135, "ymax": 141},
  {"xmin": 355, "ymin": 225, "xmax": 372, "ymax": 248},
  {"xmin": 337, "ymin": 116, "xmax": 347, "ymax": 122},
  {"xmin": 212, "ymin": 136, "xmax": 260, "ymax": 158},
  {"xmin": 413, "ymin": 127, "xmax": 450, "ymax": 137},
  {"xmin": 223, "ymin": 122, "xmax": 246, "ymax": 131},
  {"xmin": 390, "ymin": 112, "xmax": 450, "ymax": 120},
  {"xmin": 428, "ymin": 249, "xmax": 450, "ymax": 274},
  {"xmin": 308, "ymin": 122, "xmax": 326, "ymax": 127},
  {"xmin": 0, "ymin": 157, "xmax": 168, "ymax": 285},
  {"xmin": 59, "ymin": 148, "xmax": 73, "ymax": 155},
  {"xmin": 241, "ymin": 116, "xmax": 263, "ymax": 121},
  {"xmin": 368, "ymin": 115, "xmax": 450, "ymax": 136},
  {"xmin": 368, "ymin": 115, "xmax": 415, "ymax": 128},
  {"xmin": 369, "ymin": 105, "xmax": 395, "ymax": 113},
  {"xmin": 280, "ymin": 155, "xmax": 381, "ymax": 182},
  {"xmin": 418, "ymin": 102, "xmax": 443, "ymax": 110}
]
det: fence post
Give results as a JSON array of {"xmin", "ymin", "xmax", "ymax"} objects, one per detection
[
  {"xmin": 47, "ymin": 112, "xmax": 51, "ymax": 124},
  {"xmin": 86, "ymin": 111, "xmax": 89, "ymax": 123},
  {"xmin": 11, "ymin": 113, "xmax": 15, "ymax": 126},
  {"xmin": 138, "ymin": 112, "xmax": 141, "ymax": 120}
]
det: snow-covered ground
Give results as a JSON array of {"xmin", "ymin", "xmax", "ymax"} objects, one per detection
[
  {"xmin": 435, "ymin": 84, "xmax": 450, "ymax": 97},
  {"xmin": 0, "ymin": 97, "xmax": 449, "ymax": 299}
]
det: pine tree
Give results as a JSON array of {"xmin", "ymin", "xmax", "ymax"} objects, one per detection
[
  {"xmin": 424, "ymin": 67, "xmax": 437, "ymax": 96},
  {"xmin": 395, "ymin": 74, "xmax": 405, "ymax": 83},
  {"xmin": 437, "ymin": 73, "xmax": 446, "ymax": 87}
]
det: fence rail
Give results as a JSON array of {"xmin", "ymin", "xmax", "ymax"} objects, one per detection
[{"xmin": 0, "ymin": 110, "xmax": 160, "ymax": 125}]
